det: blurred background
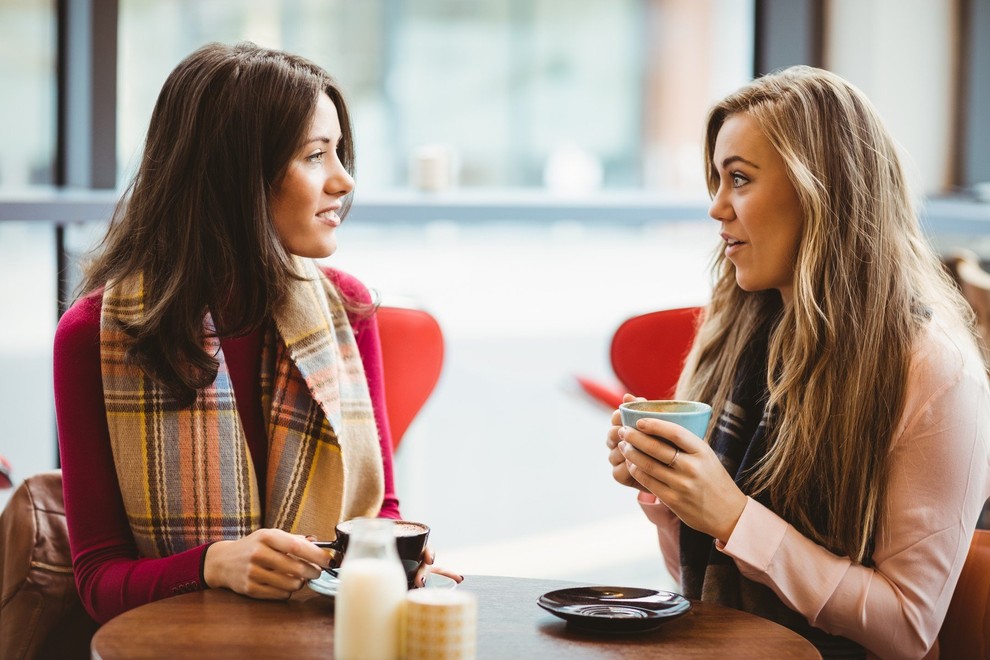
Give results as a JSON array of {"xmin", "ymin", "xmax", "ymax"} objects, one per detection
[{"xmin": 1, "ymin": 0, "xmax": 988, "ymax": 590}]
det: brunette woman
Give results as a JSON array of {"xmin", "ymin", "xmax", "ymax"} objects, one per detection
[{"xmin": 54, "ymin": 42, "xmax": 433, "ymax": 623}]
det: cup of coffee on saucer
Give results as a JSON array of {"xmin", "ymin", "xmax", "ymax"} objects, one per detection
[
  {"xmin": 316, "ymin": 519, "xmax": 430, "ymax": 589},
  {"xmin": 619, "ymin": 400, "xmax": 712, "ymax": 439}
]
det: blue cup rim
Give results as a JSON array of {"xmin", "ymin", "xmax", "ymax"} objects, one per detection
[{"xmin": 619, "ymin": 400, "xmax": 712, "ymax": 416}]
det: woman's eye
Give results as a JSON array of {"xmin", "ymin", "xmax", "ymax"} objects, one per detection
[
  {"xmin": 731, "ymin": 173, "xmax": 748, "ymax": 188},
  {"xmin": 307, "ymin": 151, "xmax": 326, "ymax": 163}
]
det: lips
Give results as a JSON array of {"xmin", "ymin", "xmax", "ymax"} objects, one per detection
[
  {"xmin": 720, "ymin": 232, "xmax": 745, "ymax": 247},
  {"xmin": 720, "ymin": 232, "xmax": 745, "ymax": 258},
  {"xmin": 316, "ymin": 208, "xmax": 341, "ymax": 227}
]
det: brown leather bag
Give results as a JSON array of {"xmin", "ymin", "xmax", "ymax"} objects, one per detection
[{"xmin": 0, "ymin": 470, "xmax": 96, "ymax": 659}]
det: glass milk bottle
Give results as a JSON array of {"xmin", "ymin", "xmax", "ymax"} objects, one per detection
[{"xmin": 333, "ymin": 518, "xmax": 407, "ymax": 660}]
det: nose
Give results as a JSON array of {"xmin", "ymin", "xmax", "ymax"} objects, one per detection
[
  {"xmin": 325, "ymin": 158, "xmax": 354, "ymax": 197},
  {"xmin": 708, "ymin": 181, "xmax": 733, "ymax": 223}
]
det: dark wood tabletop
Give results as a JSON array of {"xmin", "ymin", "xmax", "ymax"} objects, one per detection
[{"xmin": 91, "ymin": 575, "xmax": 821, "ymax": 659}]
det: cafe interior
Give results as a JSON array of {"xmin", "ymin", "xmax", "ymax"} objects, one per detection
[{"xmin": 1, "ymin": 0, "xmax": 989, "ymax": 657}]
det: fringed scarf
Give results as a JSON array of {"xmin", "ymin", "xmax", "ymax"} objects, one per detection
[
  {"xmin": 679, "ymin": 317, "xmax": 866, "ymax": 659},
  {"xmin": 99, "ymin": 257, "xmax": 384, "ymax": 559}
]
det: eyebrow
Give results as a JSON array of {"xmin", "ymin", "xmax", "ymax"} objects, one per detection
[
  {"xmin": 721, "ymin": 155, "xmax": 760, "ymax": 170},
  {"xmin": 303, "ymin": 136, "xmax": 333, "ymax": 147}
]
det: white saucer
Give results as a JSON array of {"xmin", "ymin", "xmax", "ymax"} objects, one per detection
[
  {"xmin": 308, "ymin": 569, "xmax": 458, "ymax": 598},
  {"xmin": 308, "ymin": 570, "xmax": 341, "ymax": 598}
]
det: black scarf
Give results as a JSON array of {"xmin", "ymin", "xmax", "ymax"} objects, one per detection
[{"xmin": 678, "ymin": 315, "xmax": 865, "ymax": 659}]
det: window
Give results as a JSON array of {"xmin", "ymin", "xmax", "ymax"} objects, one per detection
[
  {"xmin": 0, "ymin": 0, "xmax": 56, "ymax": 188},
  {"xmin": 118, "ymin": 0, "xmax": 753, "ymax": 193}
]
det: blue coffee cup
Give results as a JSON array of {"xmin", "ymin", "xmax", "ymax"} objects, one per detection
[{"xmin": 619, "ymin": 400, "xmax": 712, "ymax": 439}]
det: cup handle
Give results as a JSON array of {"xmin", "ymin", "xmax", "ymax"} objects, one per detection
[
  {"xmin": 312, "ymin": 540, "xmax": 344, "ymax": 575},
  {"xmin": 312, "ymin": 540, "xmax": 343, "ymax": 551}
]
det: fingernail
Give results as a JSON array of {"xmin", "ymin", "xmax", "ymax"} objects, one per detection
[
  {"xmin": 618, "ymin": 440, "xmax": 628, "ymax": 452},
  {"xmin": 617, "ymin": 427, "xmax": 627, "ymax": 439}
]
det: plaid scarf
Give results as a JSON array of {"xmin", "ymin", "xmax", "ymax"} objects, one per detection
[
  {"xmin": 679, "ymin": 316, "xmax": 865, "ymax": 659},
  {"xmin": 100, "ymin": 257, "xmax": 384, "ymax": 559}
]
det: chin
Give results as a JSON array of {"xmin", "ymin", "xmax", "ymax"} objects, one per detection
[
  {"xmin": 734, "ymin": 276, "xmax": 755, "ymax": 292},
  {"xmin": 734, "ymin": 276, "xmax": 767, "ymax": 294},
  {"xmin": 286, "ymin": 239, "xmax": 337, "ymax": 259},
  {"xmin": 317, "ymin": 240, "xmax": 338, "ymax": 258}
]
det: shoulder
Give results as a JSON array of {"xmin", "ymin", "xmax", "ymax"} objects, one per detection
[
  {"xmin": 320, "ymin": 266, "xmax": 373, "ymax": 305},
  {"xmin": 908, "ymin": 317, "xmax": 982, "ymax": 390},
  {"xmin": 55, "ymin": 291, "xmax": 103, "ymax": 350},
  {"xmin": 897, "ymin": 317, "xmax": 989, "ymax": 436}
]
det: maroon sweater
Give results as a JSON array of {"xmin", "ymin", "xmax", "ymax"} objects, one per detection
[{"xmin": 53, "ymin": 269, "xmax": 400, "ymax": 623}]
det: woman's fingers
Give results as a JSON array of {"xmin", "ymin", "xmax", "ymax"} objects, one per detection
[
  {"xmin": 612, "ymin": 461, "xmax": 651, "ymax": 493},
  {"xmin": 429, "ymin": 565, "xmax": 464, "ymax": 583},
  {"xmin": 606, "ymin": 395, "xmax": 653, "ymax": 495},
  {"xmin": 609, "ymin": 439, "xmax": 652, "ymax": 493},
  {"xmin": 413, "ymin": 546, "xmax": 463, "ymax": 587},
  {"xmin": 619, "ymin": 435, "xmax": 676, "ymax": 483},
  {"xmin": 618, "ymin": 425, "xmax": 682, "ymax": 467},
  {"xmin": 246, "ymin": 561, "xmax": 309, "ymax": 594},
  {"xmin": 625, "ymin": 457, "xmax": 673, "ymax": 497},
  {"xmin": 250, "ymin": 533, "xmax": 323, "ymax": 580},
  {"xmin": 413, "ymin": 545, "xmax": 436, "ymax": 587},
  {"xmin": 618, "ymin": 423, "xmax": 747, "ymax": 542},
  {"xmin": 206, "ymin": 529, "xmax": 328, "ymax": 596},
  {"xmin": 633, "ymin": 418, "xmax": 705, "ymax": 454},
  {"xmin": 606, "ymin": 425, "xmax": 623, "ymax": 451},
  {"xmin": 419, "ymin": 545, "xmax": 436, "ymax": 566},
  {"xmin": 610, "ymin": 394, "xmax": 644, "ymax": 427},
  {"xmin": 262, "ymin": 530, "xmax": 329, "ymax": 568}
]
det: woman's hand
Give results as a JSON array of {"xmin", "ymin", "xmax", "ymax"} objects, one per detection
[
  {"xmin": 412, "ymin": 545, "xmax": 464, "ymax": 588},
  {"xmin": 618, "ymin": 417, "xmax": 747, "ymax": 543},
  {"xmin": 203, "ymin": 528, "xmax": 328, "ymax": 599},
  {"xmin": 606, "ymin": 394, "xmax": 651, "ymax": 493}
]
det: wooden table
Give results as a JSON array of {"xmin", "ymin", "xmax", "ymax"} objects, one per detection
[{"xmin": 91, "ymin": 575, "xmax": 821, "ymax": 659}]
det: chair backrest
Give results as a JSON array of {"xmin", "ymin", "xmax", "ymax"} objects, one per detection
[
  {"xmin": 610, "ymin": 306, "xmax": 703, "ymax": 400},
  {"xmin": 376, "ymin": 305, "xmax": 444, "ymax": 451},
  {"xmin": 944, "ymin": 248, "xmax": 990, "ymax": 365},
  {"xmin": 937, "ymin": 529, "xmax": 990, "ymax": 658},
  {"xmin": 959, "ymin": 264, "xmax": 990, "ymax": 362},
  {"xmin": 0, "ymin": 470, "xmax": 96, "ymax": 659}
]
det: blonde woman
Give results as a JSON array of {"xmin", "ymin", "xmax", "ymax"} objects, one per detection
[{"xmin": 607, "ymin": 66, "xmax": 990, "ymax": 659}]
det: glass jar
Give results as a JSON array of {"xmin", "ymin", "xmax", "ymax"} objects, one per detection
[{"xmin": 333, "ymin": 518, "xmax": 407, "ymax": 660}]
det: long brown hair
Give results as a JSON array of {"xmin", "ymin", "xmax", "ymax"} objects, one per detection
[
  {"xmin": 80, "ymin": 42, "xmax": 355, "ymax": 404},
  {"xmin": 679, "ymin": 66, "xmax": 976, "ymax": 561}
]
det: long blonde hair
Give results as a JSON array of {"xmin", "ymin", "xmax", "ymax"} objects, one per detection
[{"xmin": 679, "ymin": 66, "xmax": 975, "ymax": 561}]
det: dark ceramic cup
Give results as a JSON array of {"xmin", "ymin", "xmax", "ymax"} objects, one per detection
[{"xmin": 316, "ymin": 518, "xmax": 430, "ymax": 588}]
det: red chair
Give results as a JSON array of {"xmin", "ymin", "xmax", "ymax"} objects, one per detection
[
  {"xmin": 0, "ymin": 455, "xmax": 10, "ymax": 489},
  {"xmin": 375, "ymin": 305, "xmax": 444, "ymax": 452},
  {"xmin": 577, "ymin": 306, "xmax": 703, "ymax": 409}
]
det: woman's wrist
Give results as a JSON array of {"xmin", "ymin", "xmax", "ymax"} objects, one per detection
[
  {"xmin": 202, "ymin": 540, "xmax": 231, "ymax": 589},
  {"xmin": 713, "ymin": 493, "xmax": 748, "ymax": 544}
]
